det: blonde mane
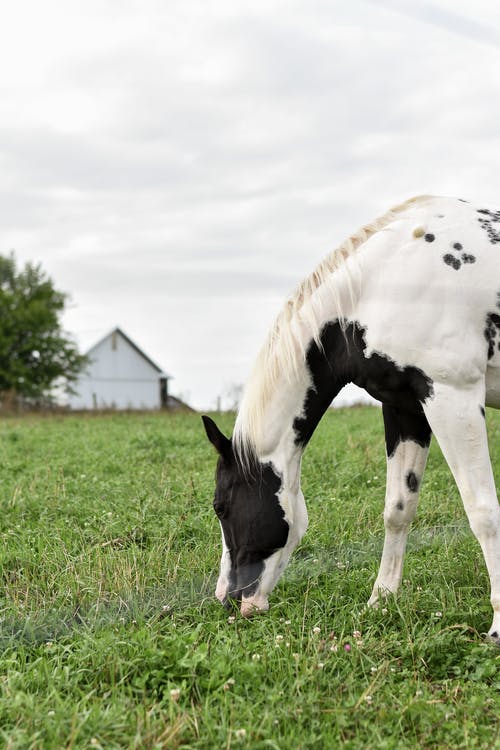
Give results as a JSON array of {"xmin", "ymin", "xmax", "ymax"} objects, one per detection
[{"xmin": 233, "ymin": 195, "xmax": 431, "ymax": 459}]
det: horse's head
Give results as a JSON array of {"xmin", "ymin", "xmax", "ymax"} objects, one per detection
[{"xmin": 202, "ymin": 415, "xmax": 306, "ymax": 617}]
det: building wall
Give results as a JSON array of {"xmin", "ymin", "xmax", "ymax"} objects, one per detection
[
  {"xmin": 69, "ymin": 377, "xmax": 161, "ymax": 410},
  {"xmin": 68, "ymin": 330, "xmax": 163, "ymax": 410}
]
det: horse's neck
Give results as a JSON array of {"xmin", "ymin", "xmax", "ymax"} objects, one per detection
[
  {"xmin": 236, "ymin": 260, "xmax": 360, "ymax": 472},
  {"xmin": 241, "ymin": 326, "xmax": 348, "ymax": 478},
  {"xmin": 270, "ymin": 349, "xmax": 345, "ymax": 454}
]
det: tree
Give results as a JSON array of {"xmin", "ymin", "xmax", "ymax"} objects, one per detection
[{"xmin": 0, "ymin": 253, "xmax": 87, "ymax": 406}]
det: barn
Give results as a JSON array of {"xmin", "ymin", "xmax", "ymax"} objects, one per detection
[{"xmin": 68, "ymin": 327, "xmax": 189, "ymax": 411}]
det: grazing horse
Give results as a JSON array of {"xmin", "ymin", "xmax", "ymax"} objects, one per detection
[{"xmin": 203, "ymin": 195, "xmax": 500, "ymax": 641}]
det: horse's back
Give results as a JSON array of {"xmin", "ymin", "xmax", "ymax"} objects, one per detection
[{"xmin": 353, "ymin": 196, "xmax": 500, "ymax": 391}]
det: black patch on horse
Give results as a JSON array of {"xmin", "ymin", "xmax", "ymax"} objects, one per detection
[
  {"xmin": 477, "ymin": 208, "xmax": 500, "ymax": 244},
  {"xmin": 443, "ymin": 254, "xmax": 461, "ymax": 270},
  {"xmin": 461, "ymin": 253, "xmax": 476, "ymax": 264},
  {"xmin": 293, "ymin": 321, "xmax": 434, "ymax": 449},
  {"xmin": 214, "ymin": 455, "xmax": 288, "ymax": 601},
  {"xmin": 444, "ymin": 243, "xmax": 475, "ymax": 271},
  {"xmin": 406, "ymin": 471, "xmax": 419, "ymax": 493},
  {"xmin": 484, "ymin": 312, "xmax": 500, "ymax": 360},
  {"xmin": 382, "ymin": 404, "xmax": 431, "ymax": 459}
]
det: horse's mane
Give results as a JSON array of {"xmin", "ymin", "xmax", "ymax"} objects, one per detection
[{"xmin": 233, "ymin": 194, "xmax": 432, "ymax": 461}]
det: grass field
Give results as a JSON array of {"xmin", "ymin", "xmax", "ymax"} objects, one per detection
[{"xmin": 0, "ymin": 407, "xmax": 499, "ymax": 749}]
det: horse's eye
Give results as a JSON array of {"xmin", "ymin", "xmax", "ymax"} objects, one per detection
[{"xmin": 213, "ymin": 498, "xmax": 225, "ymax": 517}]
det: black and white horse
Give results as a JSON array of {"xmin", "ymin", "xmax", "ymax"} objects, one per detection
[{"xmin": 203, "ymin": 195, "xmax": 500, "ymax": 641}]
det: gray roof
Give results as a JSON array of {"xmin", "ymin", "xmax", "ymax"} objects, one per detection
[{"xmin": 87, "ymin": 327, "xmax": 171, "ymax": 379}]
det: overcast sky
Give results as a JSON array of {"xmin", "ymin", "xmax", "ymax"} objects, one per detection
[{"xmin": 1, "ymin": 0, "xmax": 500, "ymax": 410}]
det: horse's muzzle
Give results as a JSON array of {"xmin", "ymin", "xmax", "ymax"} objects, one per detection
[
  {"xmin": 217, "ymin": 589, "xmax": 269, "ymax": 618},
  {"xmin": 240, "ymin": 594, "xmax": 270, "ymax": 618}
]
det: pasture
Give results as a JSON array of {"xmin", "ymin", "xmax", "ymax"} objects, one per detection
[{"xmin": 0, "ymin": 409, "xmax": 499, "ymax": 749}]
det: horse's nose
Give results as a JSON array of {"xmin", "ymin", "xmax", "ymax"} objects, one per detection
[
  {"xmin": 240, "ymin": 594, "xmax": 269, "ymax": 618},
  {"xmin": 240, "ymin": 601, "xmax": 258, "ymax": 618},
  {"xmin": 221, "ymin": 589, "xmax": 242, "ymax": 610}
]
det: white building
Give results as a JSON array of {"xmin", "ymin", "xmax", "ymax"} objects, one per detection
[{"xmin": 68, "ymin": 327, "xmax": 178, "ymax": 411}]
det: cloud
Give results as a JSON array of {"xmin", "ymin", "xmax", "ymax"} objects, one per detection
[
  {"xmin": 366, "ymin": 0, "xmax": 500, "ymax": 49},
  {"xmin": 1, "ymin": 1, "xmax": 500, "ymax": 408}
]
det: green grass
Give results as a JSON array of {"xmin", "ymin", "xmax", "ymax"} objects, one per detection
[{"xmin": 0, "ymin": 407, "xmax": 499, "ymax": 749}]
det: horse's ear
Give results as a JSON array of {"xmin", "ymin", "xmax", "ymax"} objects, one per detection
[{"xmin": 202, "ymin": 416, "xmax": 232, "ymax": 461}]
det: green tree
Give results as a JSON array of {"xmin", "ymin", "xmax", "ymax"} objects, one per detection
[{"xmin": 0, "ymin": 253, "xmax": 87, "ymax": 406}]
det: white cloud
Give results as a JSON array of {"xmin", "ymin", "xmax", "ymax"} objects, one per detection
[{"xmin": 1, "ymin": 0, "xmax": 500, "ymax": 409}]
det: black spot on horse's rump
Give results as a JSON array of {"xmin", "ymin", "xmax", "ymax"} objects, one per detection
[
  {"xmin": 443, "ymin": 254, "xmax": 461, "ymax": 270},
  {"xmin": 480, "ymin": 405, "xmax": 486, "ymax": 418},
  {"xmin": 461, "ymin": 253, "xmax": 476, "ymax": 264},
  {"xmin": 406, "ymin": 471, "xmax": 419, "ymax": 493},
  {"xmin": 490, "ymin": 313, "xmax": 500, "ymax": 328},
  {"xmin": 424, "ymin": 233, "xmax": 435, "ymax": 242},
  {"xmin": 396, "ymin": 500, "xmax": 404, "ymax": 511},
  {"xmin": 453, "ymin": 242, "xmax": 462, "ymax": 251},
  {"xmin": 477, "ymin": 208, "xmax": 500, "ymax": 244}
]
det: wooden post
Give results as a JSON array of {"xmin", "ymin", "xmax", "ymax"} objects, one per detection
[{"xmin": 160, "ymin": 377, "xmax": 169, "ymax": 409}]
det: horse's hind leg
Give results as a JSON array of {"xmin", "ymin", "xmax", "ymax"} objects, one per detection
[
  {"xmin": 368, "ymin": 405, "xmax": 431, "ymax": 606},
  {"xmin": 422, "ymin": 381, "xmax": 500, "ymax": 643}
]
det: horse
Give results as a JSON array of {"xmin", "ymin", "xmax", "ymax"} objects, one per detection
[{"xmin": 202, "ymin": 195, "xmax": 500, "ymax": 642}]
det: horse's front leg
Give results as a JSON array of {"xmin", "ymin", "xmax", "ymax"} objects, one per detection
[{"xmin": 368, "ymin": 405, "xmax": 431, "ymax": 606}]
